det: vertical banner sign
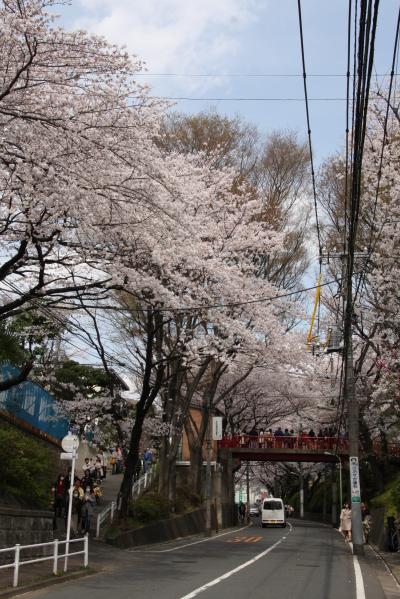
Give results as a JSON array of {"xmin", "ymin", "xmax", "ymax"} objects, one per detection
[
  {"xmin": 212, "ymin": 416, "xmax": 223, "ymax": 440},
  {"xmin": 350, "ymin": 456, "xmax": 361, "ymax": 503}
]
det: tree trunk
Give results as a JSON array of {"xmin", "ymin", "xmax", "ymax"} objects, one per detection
[
  {"xmin": 187, "ymin": 441, "xmax": 204, "ymax": 496},
  {"xmin": 118, "ymin": 412, "xmax": 145, "ymax": 518}
]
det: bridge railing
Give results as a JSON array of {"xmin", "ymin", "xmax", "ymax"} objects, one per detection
[
  {"xmin": 217, "ymin": 434, "xmax": 348, "ymax": 452},
  {"xmin": 372, "ymin": 441, "xmax": 400, "ymax": 458}
]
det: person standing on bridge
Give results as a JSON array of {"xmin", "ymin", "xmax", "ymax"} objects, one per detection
[{"xmin": 340, "ymin": 503, "xmax": 352, "ymax": 541}]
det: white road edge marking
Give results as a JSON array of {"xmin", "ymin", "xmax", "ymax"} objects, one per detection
[
  {"xmin": 177, "ymin": 534, "xmax": 289, "ymax": 599},
  {"xmin": 131, "ymin": 525, "xmax": 250, "ymax": 553},
  {"xmin": 353, "ymin": 555, "xmax": 366, "ymax": 599}
]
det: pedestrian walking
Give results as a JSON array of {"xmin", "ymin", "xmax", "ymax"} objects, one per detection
[
  {"xmin": 54, "ymin": 475, "xmax": 65, "ymax": 518},
  {"xmin": 81, "ymin": 490, "xmax": 95, "ymax": 534},
  {"xmin": 340, "ymin": 503, "xmax": 352, "ymax": 541},
  {"xmin": 144, "ymin": 448, "xmax": 153, "ymax": 473},
  {"xmin": 82, "ymin": 457, "xmax": 95, "ymax": 478},
  {"xmin": 361, "ymin": 502, "xmax": 372, "ymax": 543},
  {"xmin": 238, "ymin": 502, "xmax": 246, "ymax": 524},
  {"xmin": 116, "ymin": 447, "xmax": 123, "ymax": 473}
]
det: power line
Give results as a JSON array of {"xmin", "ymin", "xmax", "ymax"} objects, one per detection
[
  {"xmin": 353, "ymin": 6, "xmax": 400, "ymax": 304},
  {"xmin": 111, "ymin": 277, "xmax": 347, "ymax": 313},
  {"xmin": 133, "ymin": 72, "xmax": 400, "ymax": 78},
  {"xmin": 133, "ymin": 95, "xmax": 387, "ymax": 102},
  {"xmin": 297, "ymin": 0, "xmax": 323, "ymax": 264},
  {"xmin": 1, "ymin": 280, "xmax": 138, "ymax": 376}
]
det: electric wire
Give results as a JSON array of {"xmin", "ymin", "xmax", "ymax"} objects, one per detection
[
  {"xmin": 0, "ymin": 275, "xmax": 348, "ymax": 315},
  {"xmin": 1, "ymin": 280, "xmax": 139, "ymax": 377},
  {"xmin": 133, "ymin": 72, "xmax": 400, "ymax": 78},
  {"xmin": 339, "ymin": 0, "xmax": 380, "ymax": 446},
  {"xmin": 138, "ymin": 96, "xmax": 368, "ymax": 102},
  {"xmin": 297, "ymin": 0, "xmax": 323, "ymax": 265},
  {"xmin": 353, "ymin": 6, "xmax": 400, "ymax": 306}
]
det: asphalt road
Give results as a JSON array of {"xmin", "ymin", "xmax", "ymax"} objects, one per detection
[{"xmin": 20, "ymin": 518, "xmax": 399, "ymax": 599}]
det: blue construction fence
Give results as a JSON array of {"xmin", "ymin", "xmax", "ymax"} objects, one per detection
[{"xmin": 0, "ymin": 363, "xmax": 69, "ymax": 441}]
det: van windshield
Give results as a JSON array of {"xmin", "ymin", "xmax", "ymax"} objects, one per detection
[{"xmin": 263, "ymin": 500, "xmax": 282, "ymax": 510}]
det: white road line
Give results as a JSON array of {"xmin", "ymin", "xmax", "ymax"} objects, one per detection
[
  {"xmin": 130, "ymin": 525, "xmax": 250, "ymax": 553},
  {"xmin": 177, "ymin": 534, "xmax": 289, "ymax": 599},
  {"xmin": 353, "ymin": 555, "xmax": 366, "ymax": 599}
]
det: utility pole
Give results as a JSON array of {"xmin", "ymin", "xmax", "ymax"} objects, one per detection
[
  {"xmin": 205, "ymin": 401, "xmax": 212, "ymax": 537},
  {"xmin": 299, "ymin": 466, "xmax": 304, "ymax": 519},
  {"xmin": 345, "ymin": 327, "xmax": 364, "ymax": 553},
  {"xmin": 331, "ymin": 463, "xmax": 337, "ymax": 527},
  {"xmin": 246, "ymin": 462, "xmax": 250, "ymax": 524},
  {"xmin": 322, "ymin": 249, "xmax": 365, "ymax": 554},
  {"xmin": 342, "ymin": 243, "xmax": 366, "ymax": 555}
]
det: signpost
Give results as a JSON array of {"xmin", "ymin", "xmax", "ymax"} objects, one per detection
[
  {"xmin": 350, "ymin": 456, "xmax": 361, "ymax": 503},
  {"xmin": 61, "ymin": 434, "xmax": 79, "ymax": 572},
  {"xmin": 212, "ymin": 417, "xmax": 223, "ymax": 441},
  {"xmin": 60, "ymin": 452, "xmax": 78, "ymax": 460}
]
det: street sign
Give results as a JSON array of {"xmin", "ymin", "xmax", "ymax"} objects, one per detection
[
  {"xmin": 61, "ymin": 434, "xmax": 79, "ymax": 453},
  {"xmin": 60, "ymin": 452, "xmax": 78, "ymax": 460},
  {"xmin": 212, "ymin": 416, "xmax": 223, "ymax": 440},
  {"xmin": 350, "ymin": 456, "xmax": 361, "ymax": 503}
]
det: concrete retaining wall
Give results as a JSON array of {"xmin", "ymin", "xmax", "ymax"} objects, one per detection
[
  {"xmin": 106, "ymin": 508, "xmax": 209, "ymax": 549},
  {"xmin": 0, "ymin": 506, "xmax": 54, "ymax": 563}
]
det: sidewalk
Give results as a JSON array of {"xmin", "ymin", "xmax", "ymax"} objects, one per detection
[{"xmin": 370, "ymin": 544, "xmax": 400, "ymax": 584}]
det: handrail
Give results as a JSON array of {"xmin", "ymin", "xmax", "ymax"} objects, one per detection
[
  {"xmin": 218, "ymin": 434, "xmax": 348, "ymax": 451},
  {"xmin": 132, "ymin": 465, "xmax": 155, "ymax": 498},
  {"xmin": 96, "ymin": 466, "xmax": 157, "ymax": 536},
  {"xmin": 217, "ymin": 435, "xmax": 400, "ymax": 457},
  {"xmin": 96, "ymin": 500, "xmax": 116, "ymax": 539},
  {"xmin": 0, "ymin": 535, "xmax": 88, "ymax": 587}
]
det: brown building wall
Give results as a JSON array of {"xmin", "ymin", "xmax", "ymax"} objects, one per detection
[{"xmin": 181, "ymin": 407, "xmax": 217, "ymax": 461}]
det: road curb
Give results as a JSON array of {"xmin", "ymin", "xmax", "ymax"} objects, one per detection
[
  {"xmin": 0, "ymin": 567, "xmax": 97, "ymax": 598},
  {"xmin": 368, "ymin": 543, "xmax": 400, "ymax": 586}
]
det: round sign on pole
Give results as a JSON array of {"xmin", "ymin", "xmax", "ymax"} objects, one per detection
[{"xmin": 61, "ymin": 434, "xmax": 79, "ymax": 453}]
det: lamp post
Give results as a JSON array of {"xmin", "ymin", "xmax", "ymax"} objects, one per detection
[{"xmin": 324, "ymin": 452, "xmax": 343, "ymax": 510}]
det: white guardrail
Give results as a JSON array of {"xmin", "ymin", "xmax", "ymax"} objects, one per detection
[
  {"xmin": 132, "ymin": 467, "xmax": 155, "ymax": 498},
  {"xmin": 0, "ymin": 535, "xmax": 88, "ymax": 588},
  {"xmin": 95, "ymin": 467, "xmax": 156, "ymax": 538},
  {"xmin": 96, "ymin": 500, "xmax": 116, "ymax": 539}
]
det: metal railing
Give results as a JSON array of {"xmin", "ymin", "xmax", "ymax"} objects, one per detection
[
  {"xmin": 95, "ymin": 466, "xmax": 157, "ymax": 538},
  {"xmin": 0, "ymin": 535, "xmax": 88, "ymax": 588},
  {"xmin": 217, "ymin": 435, "xmax": 400, "ymax": 458},
  {"xmin": 218, "ymin": 434, "xmax": 348, "ymax": 451},
  {"xmin": 96, "ymin": 500, "xmax": 116, "ymax": 539},
  {"xmin": 132, "ymin": 466, "xmax": 155, "ymax": 498}
]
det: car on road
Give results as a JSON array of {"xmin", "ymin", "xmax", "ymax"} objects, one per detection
[
  {"xmin": 249, "ymin": 504, "xmax": 260, "ymax": 517},
  {"xmin": 261, "ymin": 498, "xmax": 286, "ymax": 527}
]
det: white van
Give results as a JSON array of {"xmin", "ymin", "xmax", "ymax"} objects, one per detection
[{"xmin": 261, "ymin": 498, "xmax": 286, "ymax": 528}]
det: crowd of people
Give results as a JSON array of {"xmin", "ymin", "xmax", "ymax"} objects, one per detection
[
  {"xmin": 52, "ymin": 450, "xmax": 107, "ymax": 535},
  {"xmin": 239, "ymin": 427, "xmax": 346, "ymax": 450},
  {"xmin": 51, "ymin": 445, "xmax": 156, "ymax": 536}
]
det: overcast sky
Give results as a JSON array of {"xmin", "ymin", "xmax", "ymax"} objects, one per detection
[{"xmin": 57, "ymin": 1, "xmax": 399, "ymax": 164}]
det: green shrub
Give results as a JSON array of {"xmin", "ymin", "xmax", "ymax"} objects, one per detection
[
  {"xmin": 131, "ymin": 493, "xmax": 171, "ymax": 523},
  {"xmin": 174, "ymin": 485, "xmax": 202, "ymax": 514},
  {"xmin": 390, "ymin": 478, "xmax": 400, "ymax": 509},
  {"xmin": 0, "ymin": 424, "xmax": 58, "ymax": 508},
  {"xmin": 370, "ymin": 473, "xmax": 400, "ymax": 518}
]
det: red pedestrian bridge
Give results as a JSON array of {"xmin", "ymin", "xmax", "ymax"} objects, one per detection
[{"xmin": 217, "ymin": 434, "xmax": 400, "ymax": 463}]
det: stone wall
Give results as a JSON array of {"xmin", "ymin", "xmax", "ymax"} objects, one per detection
[{"xmin": 0, "ymin": 506, "xmax": 54, "ymax": 563}]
